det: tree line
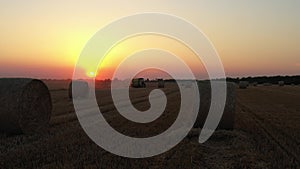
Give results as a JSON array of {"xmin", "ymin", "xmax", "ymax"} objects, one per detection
[{"xmin": 226, "ymin": 75, "xmax": 300, "ymax": 85}]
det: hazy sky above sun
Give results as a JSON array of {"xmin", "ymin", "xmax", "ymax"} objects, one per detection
[{"xmin": 0, "ymin": 0, "xmax": 299, "ymax": 79}]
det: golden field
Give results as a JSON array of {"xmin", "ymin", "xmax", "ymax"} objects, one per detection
[{"xmin": 0, "ymin": 81, "xmax": 299, "ymax": 169}]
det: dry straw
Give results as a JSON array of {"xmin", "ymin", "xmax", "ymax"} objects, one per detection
[
  {"xmin": 68, "ymin": 80, "xmax": 89, "ymax": 99},
  {"xmin": 157, "ymin": 79, "xmax": 165, "ymax": 88},
  {"xmin": 194, "ymin": 81, "xmax": 236, "ymax": 130},
  {"xmin": 0, "ymin": 78, "xmax": 52, "ymax": 134},
  {"xmin": 278, "ymin": 81, "xmax": 284, "ymax": 86},
  {"xmin": 239, "ymin": 81, "xmax": 249, "ymax": 89}
]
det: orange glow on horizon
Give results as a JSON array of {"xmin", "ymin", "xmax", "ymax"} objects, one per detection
[
  {"xmin": 1, "ymin": 1, "xmax": 300, "ymax": 79},
  {"xmin": 92, "ymin": 34, "xmax": 207, "ymax": 80}
]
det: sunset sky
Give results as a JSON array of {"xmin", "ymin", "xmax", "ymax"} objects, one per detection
[{"xmin": 0, "ymin": 0, "xmax": 299, "ymax": 79}]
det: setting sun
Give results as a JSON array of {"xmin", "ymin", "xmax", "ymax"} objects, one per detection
[
  {"xmin": 87, "ymin": 71, "xmax": 96, "ymax": 78},
  {"xmin": 1, "ymin": 1, "xmax": 300, "ymax": 168}
]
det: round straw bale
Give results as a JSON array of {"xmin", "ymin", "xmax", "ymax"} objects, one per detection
[
  {"xmin": 69, "ymin": 80, "xmax": 89, "ymax": 99},
  {"xmin": 157, "ymin": 79, "xmax": 165, "ymax": 88},
  {"xmin": 239, "ymin": 81, "xmax": 249, "ymax": 89},
  {"xmin": 278, "ymin": 81, "xmax": 284, "ymax": 86},
  {"xmin": 194, "ymin": 82, "xmax": 236, "ymax": 130},
  {"xmin": 0, "ymin": 78, "xmax": 52, "ymax": 134}
]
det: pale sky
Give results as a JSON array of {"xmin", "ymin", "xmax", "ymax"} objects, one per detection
[{"xmin": 0, "ymin": 0, "xmax": 299, "ymax": 79}]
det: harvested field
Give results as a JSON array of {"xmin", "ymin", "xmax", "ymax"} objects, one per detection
[
  {"xmin": 0, "ymin": 81, "xmax": 299, "ymax": 169},
  {"xmin": 236, "ymin": 85, "xmax": 300, "ymax": 168}
]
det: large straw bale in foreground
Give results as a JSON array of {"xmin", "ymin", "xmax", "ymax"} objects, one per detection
[
  {"xmin": 0, "ymin": 78, "xmax": 52, "ymax": 134},
  {"xmin": 194, "ymin": 82, "xmax": 236, "ymax": 130}
]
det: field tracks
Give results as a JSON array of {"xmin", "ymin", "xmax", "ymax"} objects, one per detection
[
  {"xmin": 50, "ymin": 89, "xmax": 180, "ymax": 126},
  {"xmin": 237, "ymin": 101, "xmax": 299, "ymax": 167}
]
